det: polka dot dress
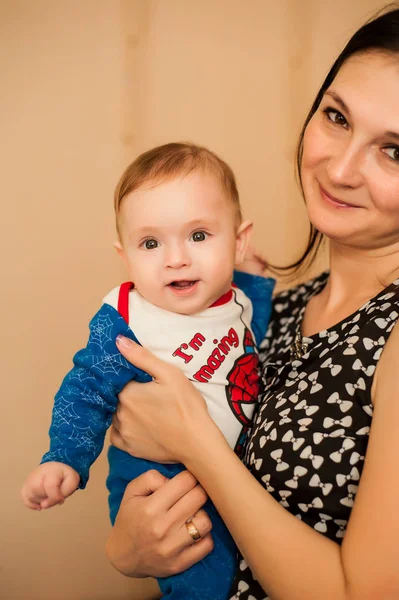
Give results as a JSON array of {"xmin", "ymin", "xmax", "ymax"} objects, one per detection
[{"xmin": 229, "ymin": 272, "xmax": 399, "ymax": 599}]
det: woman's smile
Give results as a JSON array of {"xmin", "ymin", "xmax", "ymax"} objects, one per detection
[{"xmin": 318, "ymin": 182, "xmax": 362, "ymax": 209}]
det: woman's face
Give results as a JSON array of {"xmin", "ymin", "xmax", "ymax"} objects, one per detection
[{"xmin": 301, "ymin": 52, "xmax": 399, "ymax": 251}]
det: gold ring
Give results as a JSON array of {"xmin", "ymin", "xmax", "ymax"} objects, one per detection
[{"xmin": 185, "ymin": 519, "xmax": 201, "ymax": 542}]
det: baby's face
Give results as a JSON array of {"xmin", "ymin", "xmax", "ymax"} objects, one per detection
[{"xmin": 116, "ymin": 169, "xmax": 250, "ymax": 315}]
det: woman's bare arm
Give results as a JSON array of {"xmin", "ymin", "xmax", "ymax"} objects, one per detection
[{"xmin": 113, "ymin": 331, "xmax": 399, "ymax": 600}]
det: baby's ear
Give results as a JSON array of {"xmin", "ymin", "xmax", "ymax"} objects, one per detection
[
  {"xmin": 235, "ymin": 220, "xmax": 253, "ymax": 265},
  {"xmin": 113, "ymin": 240, "xmax": 126, "ymax": 263}
]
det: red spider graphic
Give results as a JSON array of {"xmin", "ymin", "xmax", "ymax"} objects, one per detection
[{"xmin": 226, "ymin": 328, "xmax": 260, "ymax": 455}]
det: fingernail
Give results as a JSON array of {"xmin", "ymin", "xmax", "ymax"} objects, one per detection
[{"xmin": 116, "ymin": 335, "xmax": 133, "ymax": 348}]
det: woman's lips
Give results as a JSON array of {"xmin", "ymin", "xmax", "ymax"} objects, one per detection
[{"xmin": 319, "ymin": 183, "xmax": 359, "ymax": 209}]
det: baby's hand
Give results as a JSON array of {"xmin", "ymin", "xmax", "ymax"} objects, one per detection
[
  {"xmin": 21, "ymin": 462, "xmax": 80, "ymax": 510},
  {"xmin": 236, "ymin": 243, "xmax": 269, "ymax": 276}
]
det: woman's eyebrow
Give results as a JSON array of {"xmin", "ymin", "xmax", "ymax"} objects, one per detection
[
  {"xmin": 324, "ymin": 90, "xmax": 351, "ymax": 116},
  {"xmin": 384, "ymin": 130, "xmax": 399, "ymax": 142},
  {"xmin": 325, "ymin": 90, "xmax": 399, "ymax": 140}
]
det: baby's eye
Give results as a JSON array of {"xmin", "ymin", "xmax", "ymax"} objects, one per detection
[
  {"xmin": 323, "ymin": 107, "xmax": 348, "ymax": 128},
  {"xmin": 382, "ymin": 146, "xmax": 399, "ymax": 162},
  {"xmin": 191, "ymin": 231, "xmax": 207, "ymax": 242},
  {"xmin": 143, "ymin": 239, "xmax": 159, "ymax": 250}
]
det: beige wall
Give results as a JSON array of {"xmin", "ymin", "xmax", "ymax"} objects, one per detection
[{"xmin": 1, "ymin": 1, "xmax": 384, "ymax": 598}]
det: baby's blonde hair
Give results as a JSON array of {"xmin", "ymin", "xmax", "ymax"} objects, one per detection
[{"xmin": 114, "ymin": 142, "xmax": 242, "ymax": 235}]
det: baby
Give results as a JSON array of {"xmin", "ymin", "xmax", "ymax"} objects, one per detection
[{"xmin": 22, "ymin": 142, "xmax": 274, "ymax": 600}]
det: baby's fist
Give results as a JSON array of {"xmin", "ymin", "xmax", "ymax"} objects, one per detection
[{"xmin": 21, "ymin": 462, "xmax": 80, "ymax": 510}]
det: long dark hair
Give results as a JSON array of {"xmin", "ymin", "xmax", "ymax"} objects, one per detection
[{"xmin": 276, "ymin": 3, "xmax": 399, "ymax": 277}]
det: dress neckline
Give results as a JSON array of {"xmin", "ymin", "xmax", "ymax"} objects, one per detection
[{"xmin": 291, "ymin": 271, "xmax": 399, "ymax": 360}]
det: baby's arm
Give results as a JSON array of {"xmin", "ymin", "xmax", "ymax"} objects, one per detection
[
  {"xmin": 233, "ymin": 269, "xmax": 275, "ymax": 346},
  {"xmin": 40, "ymin": 304, "xmax": 151, "ymax": 486},
  {"xmin": 22, "ymin": 301, "xmax": 151, "ymax": 510},
  {"xmin": 21, "ymin": 462, "xmax": 80, "ymax": 510}
]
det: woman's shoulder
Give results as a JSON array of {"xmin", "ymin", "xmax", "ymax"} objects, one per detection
[
  {"xmin": 259, "ymin": 271, "xmax": 329, "ymax": 359},
  {"xmin": 272, "ymin": 270, "xmax": 329, "ymax": 316}
]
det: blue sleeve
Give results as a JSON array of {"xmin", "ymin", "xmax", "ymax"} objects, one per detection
[
  {"xmin": 233, "ymin": 270, "xmax": 275, "ymax": 346},
  {"xmin": 40, "ymin": 303, "xmax": 151, "ymax": 488}
]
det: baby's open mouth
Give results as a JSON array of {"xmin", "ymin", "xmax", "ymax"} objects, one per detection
[{"xmin": 168, "ymin": 280, "xmax": 198, "ymax": 289}]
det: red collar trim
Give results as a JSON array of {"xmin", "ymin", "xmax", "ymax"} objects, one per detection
[
  {"xmin": 118, "ymin": 282, "xmax": 234, "ymax": 322},
  {"xmin": 118, "ymin": 281, "xmax": 134, "ymax": 323},
  {"xmin": 209, "ymin": 289, "xmax": 233, "ymax": 308}
]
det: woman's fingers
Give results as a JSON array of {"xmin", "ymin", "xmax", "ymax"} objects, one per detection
[
  {"xmin": 111, "ymin": 379, "xmax": 142, "ymax": 428},
  {"xmin": 181, "ymin": 509, "xmax": 213, "ymax": 543},
  {"xmin": 176, "ymin": 533, "xmax": 215, "ymax": 573},
  {"xmin": 116, "ymin": 336, "xmax": 177, "ymax": 381},
  {"xmin": 161, "ymin": 533, "xmax": 214, "ymax": 577},
  {"xmin": 124, "ymin": 470, "xmax": 211, "ymax": 542},
  {"xmin": 162, "ymin": 512, "xmax": 214, "ymax": 575},
  {"xmin": 153, "ymin": 471, "xmax": 199, "ymax": 511},
  {"xmin": 109, "ymin": 420, "xmax": 128, "ymax": 452},
  {"xmin": 167, "ymin": 480, "xmax": 208, "ymax": 525},
  {"xmin": 106, "ymin": 469, "xmax": 214, "ymax": 578},
  {"xmin": 112, "ymin": 342, "xmax": 212, "ymax": 464},
  {"xmin": 123, "ymin": 469, "xmax": 170, "ymax": 502}
]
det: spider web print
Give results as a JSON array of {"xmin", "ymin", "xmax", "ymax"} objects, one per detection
[
  {"xmin": 69, "ymin": 367, "xmax": 96, "ymax": 384},
  {"xmin": 99, "ymin": 379, "xmax": 117, "ymax": 398},
  {"xmin": 90, "ymin": 352, "xmax": 127, "ymax": 376},
  {"xmin": 90, "ymin": 313, "xmax": 114, "ymax": 348},
  {"xmin": 81, "ymin": 387, "xmax": 107, "ymax": 409},
  {"xmin": 43, "ymin": 447, "xmax": 73, "ymax": 465},
  {"xmin": 52, "ymin": 395, "xmax": 80, "ymax": 428},
  {"xmin": 68, "ymin": 424, "xmax": 98, "ymax": 454}
]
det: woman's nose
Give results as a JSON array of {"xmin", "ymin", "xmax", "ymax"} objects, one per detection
[{"xmin": 327, "ymin": 141, "xmax": 364, "ymax": 188}]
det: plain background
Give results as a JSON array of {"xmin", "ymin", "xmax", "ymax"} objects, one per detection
[{"xmin": 1, "ymin": 1, "xmax": 386, "ymax": 598}]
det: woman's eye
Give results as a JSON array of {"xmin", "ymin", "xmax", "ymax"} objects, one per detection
[
  {"xmin": 323, "ymin": 108, "xmax": 347, "ymax": 128},
  {"xmin": 191, "ymin": 231, "xmax": 207, "ymax": 242},
  {"xmin": 143, "ymin": 239, "xmax": 159, "ymax": 250},
  {"xmin": 382, "ymin": 146, "xmax": 399, "ymax": 162}
]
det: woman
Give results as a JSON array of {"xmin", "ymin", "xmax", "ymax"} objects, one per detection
[{"xmin": 106, "ymin": 6, "xmax": 399, "ymax": 599}]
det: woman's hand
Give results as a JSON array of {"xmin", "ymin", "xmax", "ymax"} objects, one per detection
[
  {"xmin": 111, "ymin": 335, "xmax": 221, "ymax": 464},
  {"xmin": 106, "ymin": 469, "xmax": 214, "ymax": 578}
]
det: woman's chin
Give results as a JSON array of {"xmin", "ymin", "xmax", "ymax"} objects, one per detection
[
  {"xmin": 307, "ymin": 204, "xmax": 362, "ymax": 244},
  {"xmin": 309, "ymin": 216, "xmax": 385, "ymax": 251}
]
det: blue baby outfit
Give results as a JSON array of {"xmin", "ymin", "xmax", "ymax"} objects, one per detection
[{"xmin": 41, "ymin": 271, "xmax": 274, "ymax": 600}]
